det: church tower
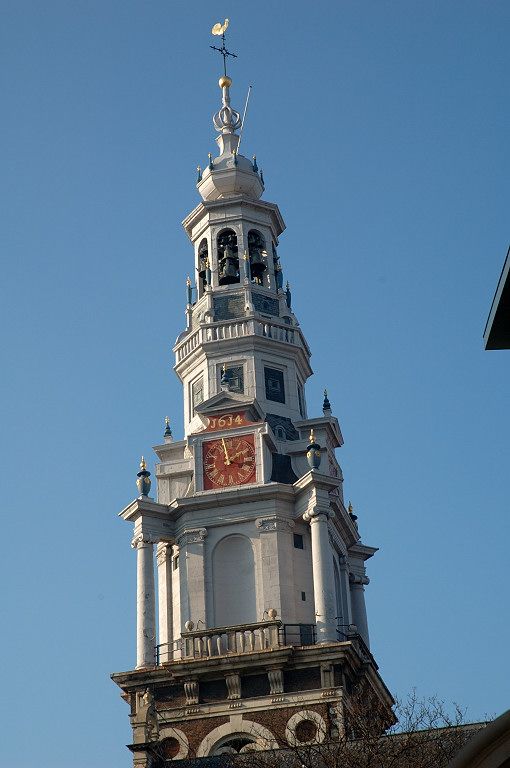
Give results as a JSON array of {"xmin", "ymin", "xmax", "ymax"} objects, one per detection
[{"xmin": 112, "ymin": 44, "xmax": 393, "ymax": 765}]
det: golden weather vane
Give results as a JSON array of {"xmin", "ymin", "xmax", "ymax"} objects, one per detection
[{"xmin": 210, "ymin": 18, "xmax": 238, "ymax": 76}]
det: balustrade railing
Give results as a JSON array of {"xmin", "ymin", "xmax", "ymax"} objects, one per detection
[
  {"xmin": 155, "ymin": 620, "xmax": 372, "ymax": 666},
  {"xmin": 180, "ymin": 619, "xmax": 282, "ymax": 660},
  {"xmin": 174, "ymin": 317, "xmax": 308, "ymax": 363}
]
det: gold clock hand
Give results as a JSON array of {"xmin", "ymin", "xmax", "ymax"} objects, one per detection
[
  {"xmin": 221, "ymin": 437, "xmax": 231, "ymax": 465},
  {"xmin": 229, "ymin": 448, "xmax": 250, "ymax": 462}
]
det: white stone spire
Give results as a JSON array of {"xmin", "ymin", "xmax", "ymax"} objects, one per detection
[{"xmin": 197, "ymin": 75, "xmax": 264, "ymax": 201}]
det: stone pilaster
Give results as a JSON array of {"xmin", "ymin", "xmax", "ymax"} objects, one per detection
[
  {"xmin": 256, "ymin": 517, "xmax": 294, "ymax": 620},
  {"xmin": 156, "ymin": 542, "xmax": 173, "ymax": 662}
]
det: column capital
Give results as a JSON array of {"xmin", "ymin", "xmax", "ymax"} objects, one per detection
[
  {"xmin": 131, "ymin": 533, "xmax": 157, "ymax": 549},
  {"xmin": 303, "ymin": 506, "xmax": 332, "ymax": 523},
  {"xmin": 349, "ymin": 572, "xmax": 370, "ymax": 586},
  {"xmin": 177, "ymin": 528, "xmax": 208, "ymax": 547}
]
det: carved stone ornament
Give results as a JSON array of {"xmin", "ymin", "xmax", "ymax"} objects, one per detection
[
  {"xmin": 268, "ymin": 668, "xmax": 284, "ymax": 695},
  {"xmin": 320, "ymin": 662, "xmax": 334, "ymax": 689},
  {"xmin": 302, "ymin": 506, "xmax": 332, "ymax": 523},
  {"xmin": 256, "ymin": 517, "xmax": 294, "ymax": 532},
  {"xmin": 349, "ymin": 573, "xmax": 370, "ymax": 586},
  {"xmin": 184, "ymin": 680, "xmax": 199, "ymax": 705},
  {"xmin": 225, "ymin": 673, "xmax": 241, "ymax": 700},
  {"xmin": 177, "ymin": 528, "xmax": 208, "ymax": 546},
  {"xmin": 131, "ymin": 533, "xmax": 157, "ymax": 549}
]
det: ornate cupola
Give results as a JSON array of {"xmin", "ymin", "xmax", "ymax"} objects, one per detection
[{"xmin": 112, "ymin": 21, "xmax": 393, "ymax": 766}]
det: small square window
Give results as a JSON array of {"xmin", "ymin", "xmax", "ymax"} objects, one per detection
[
  {"xmin": 301, "ymin": 591, "xmax": 306, "ymax": 601},
  {"xmin": 265, "ymin": 367, "xmax": 285, "ymax": 403},
  {"xmin": 221, "ymin": 364, "xmax": 244, "ymax": 393},
  {"xmin": 294, "ymin": 533, "xmax": 304, "ymax": 549}
]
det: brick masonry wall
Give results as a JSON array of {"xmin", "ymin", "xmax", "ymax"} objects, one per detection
[{"xmin": 162, "ymin": 702, "xmax": 331, "ymax": 758}]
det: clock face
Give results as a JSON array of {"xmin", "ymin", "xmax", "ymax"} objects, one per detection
[{"xmin": 202, "ymin": 434, "xmax": 256, "ymax": 490}]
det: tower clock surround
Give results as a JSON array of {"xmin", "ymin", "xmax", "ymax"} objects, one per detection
[
  {"xmin": 202, "ymin": 432, "xmax": 256, "ymax": 489},
  {"xmin": 112, "ymin": 25, "xmax": 393, "ymax": 765}
]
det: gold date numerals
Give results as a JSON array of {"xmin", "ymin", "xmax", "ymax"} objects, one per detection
[{"xmin": 206, "ymin": 412, "xmax": 246, "ymax": 431}]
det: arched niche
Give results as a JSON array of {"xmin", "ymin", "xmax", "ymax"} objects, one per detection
[{"xmin": 213, "ymin": 534, "xmax": 256, "ymax": 627}]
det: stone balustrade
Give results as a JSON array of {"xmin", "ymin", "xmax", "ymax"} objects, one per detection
[
  {"xmin": 174, "ymin": 318, "xmax": 310, "ymax": 363},
  {"xmin": 181, "ymin": 618, "xmax": 282, "ymax": 660}
]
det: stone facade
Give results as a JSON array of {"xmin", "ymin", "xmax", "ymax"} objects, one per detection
[{"xmin": 111, "ymin": 71, "xmax": 393, "ymax": 764}]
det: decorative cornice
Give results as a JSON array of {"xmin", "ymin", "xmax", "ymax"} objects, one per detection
[{"xmin": 177, "ymin": 528, "xmax": 208, "ymax": 546}]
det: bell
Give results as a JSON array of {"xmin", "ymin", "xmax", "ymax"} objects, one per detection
[
  {"xmin": 219, "ymin": 246, "xmax": 239, "ymax": 285},
  {"xmin": 198, "ymin": 248, "xmax": 208, "ymax": 286},
  {"xmin": 198, "ymin": 262, "xmax": 206, "ymax": 284},
  {"xmin": 250, "ymin": 247, "xmax": 266, "ymax": 279}
]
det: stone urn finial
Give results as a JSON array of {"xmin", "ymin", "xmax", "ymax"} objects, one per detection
[
  {"xmin": 136, "ymin": 456, "xmax": 151, "ymax": 497},
  {"xmin": 306, "ymin": 429, "xmax": 321, "ymax": 471}
]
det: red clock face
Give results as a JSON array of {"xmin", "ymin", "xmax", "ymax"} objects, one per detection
[{"xmin": 202, "ymin": 434, "xmax": 256, "ymax": 490}]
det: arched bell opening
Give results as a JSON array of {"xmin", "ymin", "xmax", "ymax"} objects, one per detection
[
  {"xmin": 217, "ymin": 228, "xmax": 239, "ymax": 285},
  {"xmin": 197, "ymin": 238, "xmax": 209, "ymax": 294},
  {"xmin": 248, "ymin": 229, "xmax": 266, "ymax": 286}
]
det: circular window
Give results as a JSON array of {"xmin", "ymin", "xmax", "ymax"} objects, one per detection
[
  {"xmin": 295, "ymin": 719, "xmax": 317, "ymax": 743},
  {"xmin": 286, "ymin": 710, "xmax": 327, "ymax": 747},
  {"xmin": 160, "ymin": 738, "xmax": 180, "ymax": 759},
  {"xmin": 156, "ymin": 728, "xmax": 189, "ymax": 761}
]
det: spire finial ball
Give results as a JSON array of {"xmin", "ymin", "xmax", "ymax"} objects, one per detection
[
  {"xmin": 219, "ymin": 75, "xmax": 232, "ymax": 89},
  {"xmin": 140, "ymin": 456, "xmax": 146, "ymax": 470}
]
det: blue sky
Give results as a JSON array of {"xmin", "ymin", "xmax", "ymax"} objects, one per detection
[{"xmin": 0, "ymin": 2, "xmax": 508, "ymax": 766}]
